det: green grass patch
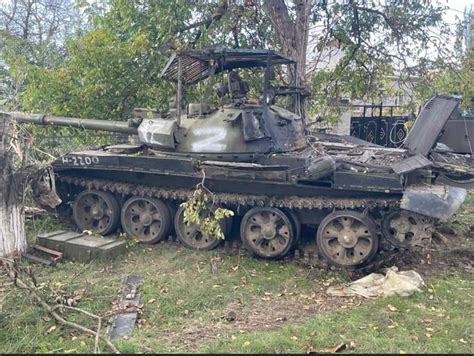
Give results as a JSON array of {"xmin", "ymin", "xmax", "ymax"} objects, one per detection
[
  {"xmin": 1, "ymin": 190, "xmax": 472, "ymax": 353},
  {"xmin": 200, "ymin": 275, "xmax": 473, "ymax": 354}
]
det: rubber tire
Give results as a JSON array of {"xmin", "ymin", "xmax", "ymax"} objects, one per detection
[
  {"xmin": 72, "ymin": 189, "xmax": 120, "ymax": 235},
  {"xmin": 240, "ymin": 207, "xmax": 295, "ymax": 260},
  {"xmin": 316, "ymin": 210, "xmax": 379, "ymax": 269},
  {"xmin": 121, "ymin": 196, "xmax": 172, "ymax": 244},
  {"xmin": 174, "ymin": 205, "xmax": 225, "ymax": 251}
]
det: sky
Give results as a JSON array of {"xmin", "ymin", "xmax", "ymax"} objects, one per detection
[{"xmin": 444, "ymin": 0, "xmax": 474, "ymax": 23}]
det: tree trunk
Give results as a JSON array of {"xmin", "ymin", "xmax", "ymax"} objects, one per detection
[
  {"xmin": 262, "ymin": 0, "xmax": 311, "ymax": 118},
  {"xmin": 0, "ymin": 113, "xmax": 26, "ymax": 258}
]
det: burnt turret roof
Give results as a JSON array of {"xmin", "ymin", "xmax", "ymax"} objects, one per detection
[{"xmin": 160, "ymin": 48, "xmax": 294, "ymax": 84}]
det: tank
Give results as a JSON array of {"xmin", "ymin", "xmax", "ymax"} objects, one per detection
[{"xmin": 9, "ymin": 48, "xmax": 468, "ymax": 269}]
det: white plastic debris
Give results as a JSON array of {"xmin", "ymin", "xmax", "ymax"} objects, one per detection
[{"xmin": 327, "ymin": 266, "xmax": 425, "ymax": 298}]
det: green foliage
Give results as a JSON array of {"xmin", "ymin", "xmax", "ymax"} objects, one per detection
[
  {"xmin": 416, "ymin": 48, "xmax": 474, "ymax": 112},
  {"xmin": 180, "ymin": 185, "xmax": 234, "ymax": 240},
  {"xmin": 307, "ymin": 0, "xmax": 455, "ymax": 122}
]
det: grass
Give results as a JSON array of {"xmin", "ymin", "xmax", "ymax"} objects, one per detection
[
  {"xmin": 200, "ymin": 275, "xmax": 473, "ymax": 354},
  {"xmin": 0, "ymin": 190, "xmax": 473, "ymax": 353}
]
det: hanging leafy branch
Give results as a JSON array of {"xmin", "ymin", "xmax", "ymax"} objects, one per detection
[{"xmin": 180, "ymin": 172, "xmax": 234, "ymax": 240}]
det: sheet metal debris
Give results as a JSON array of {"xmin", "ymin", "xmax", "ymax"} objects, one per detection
[{"xmin": 108, "ymin": 275, "xmax": 144, "ymax": 340}]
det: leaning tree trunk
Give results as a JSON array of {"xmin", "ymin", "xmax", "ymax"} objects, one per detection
[
  {"xmin": 262, "ymin": 0, "xmax": 311, "ymax": 118},
  {"xmin": 0, "ymin": 113, "xmax": 26, "ymax": 258}
]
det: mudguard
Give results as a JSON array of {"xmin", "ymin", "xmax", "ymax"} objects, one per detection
[{"xmin": 400, "ymin": 184, "xmax": 467, "ymax": 221}]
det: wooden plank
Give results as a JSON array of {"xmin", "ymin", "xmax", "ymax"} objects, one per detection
[{"xmin": 21, "ymin": 252, "xmax": 55, "ymax": 266}]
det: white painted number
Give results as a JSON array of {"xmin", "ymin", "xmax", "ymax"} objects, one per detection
[{"xmin": 61, "ymin": 155, "xmax": 100, "ymax": 166}]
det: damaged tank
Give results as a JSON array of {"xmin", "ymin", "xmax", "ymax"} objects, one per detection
[{"xmin": 9, "ymin": 48, "xmax": 468, "ymax": 269}]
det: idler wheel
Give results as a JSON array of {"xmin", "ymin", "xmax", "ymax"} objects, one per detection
[
  {"xmin": 316, "ymin": 210, "xmax": 378, "ymax": 268},
  {"xmin": 73, "ymin": 190, "xmax": 120, "ymax": 235},
  {"xmin": 240, "ymin": 207, "xmax": 295, "ymax": 259},
  {"xmin": 174, "ymin": 205, "xmax": 231, "ymax": 250},
  {"xmin": 121, "ymin": 197, "xmax": 171, "ymax": 244}
]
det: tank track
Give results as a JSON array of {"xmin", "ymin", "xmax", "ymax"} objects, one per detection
[
  {"xmin": 58, "ymin": 175, "xmax": 401, "ymax": 211},
  {"xmin": 56, "ymin": 175, "xmax": 407, "ymax": 271}
]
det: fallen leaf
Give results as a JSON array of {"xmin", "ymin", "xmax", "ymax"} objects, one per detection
[
  {"xmin": 176, "ymin": 299, "xmax": 184, "ymax": 306},
  {"xmin": 160, "ymin": 287, "xmax": 168, "ymax": 294},
  {"xmin": 426, "ymin": 327, "xmax": 434, "ymax": 332},
  {"xmin": 46, "ymin": 325, "xmax": 57, "ymax": 334},
  {"xmin": 291, "ymin": 336, "xmax": 298, "ymax": 341},
  {"xmin": 148, "ymin": 298, "xmax": 156, "ymax": 304},
  {"xmin": 243, "ymin": 341, "xmax": 251, "ymax": 347},
  {"xmin": 459, "ymin": 338, "xmax": 467, "ymax": 344},
  {"xmin": 387, "ymin": 304, "xmax": 398, "ymax": 312}
]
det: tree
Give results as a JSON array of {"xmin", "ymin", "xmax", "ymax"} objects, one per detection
[
  {"xmin": 4, "ymin": 0, "xmax": 460, "ymax": 122},
  {"xmin": 256, "ymin": 0, "xmax": 455, "ymax": 119},
  {"xmin": 0, "ymin": 0, "xmax": 86, "ymax": 110},
  {"xmin": 0, "ymin": 113, "xmax": 26, "ymax": 258}
]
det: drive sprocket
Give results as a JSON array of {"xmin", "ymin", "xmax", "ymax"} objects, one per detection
[{"xmin": 382, "ymin": 210, "xmax": 433, "ymax": 248}]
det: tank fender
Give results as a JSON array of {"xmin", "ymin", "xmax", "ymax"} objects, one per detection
[{"xmin": 400, "ymin": 184, "xmax": 467, "ymax": 221}]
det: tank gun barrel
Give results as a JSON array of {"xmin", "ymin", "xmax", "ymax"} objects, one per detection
[{"xmin": 9, "ymin": 112, "xmax": 138, "ymax": 135}]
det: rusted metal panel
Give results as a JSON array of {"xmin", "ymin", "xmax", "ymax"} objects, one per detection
[
  {"xmin": 402, "ymin": 94, "xmax": 460, "ymax": 156},
  {"xmin": 160, "ymin": 48, "xmax": 295, "ymax": 84}
]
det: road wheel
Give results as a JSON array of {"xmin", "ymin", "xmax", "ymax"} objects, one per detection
[
  {"xmin": 316, "ymin": 210, "xmax": 379, "ymax": 269},
  {"xmin": 240, "ymin": 207, "xmax": 294, "ymax": 259},
  {"xmin": 73, "ymin": 190, "xmax": 120, "ymax": 235},
  {"xmin": 121, "ymin": 196, "xmax": 171, "ymax": 244}
]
